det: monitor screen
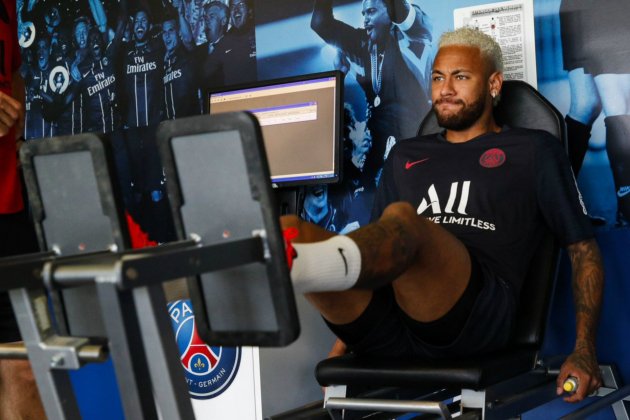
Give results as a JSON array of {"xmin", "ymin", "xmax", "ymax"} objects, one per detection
[{"xmin": 208, "ymin": 71, "xmax": 343, "ymax": 187}]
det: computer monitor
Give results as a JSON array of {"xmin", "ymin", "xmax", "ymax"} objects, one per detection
[{"xmin": 208, "ymin": 71, "xmax": 343, "ymax": 188}]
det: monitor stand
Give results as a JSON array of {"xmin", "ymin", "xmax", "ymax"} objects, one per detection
[{"xmin": 277, "ymin": 188, "xmax": 299, "ymax": 215}]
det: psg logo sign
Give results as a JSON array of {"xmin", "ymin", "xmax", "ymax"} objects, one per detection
[{"xmin": 168, "ymin": 300, "xmax": 241, "ymax": 400}]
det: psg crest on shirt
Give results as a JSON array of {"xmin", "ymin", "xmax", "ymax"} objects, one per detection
[{"xmin": 168, "ymin": 300, "xmax": 241, "ymax": 400}]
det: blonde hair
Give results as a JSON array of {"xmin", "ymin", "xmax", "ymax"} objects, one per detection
[{"xmin": 438, "ymin": 27, "xmax": 504, "ymax": 73}]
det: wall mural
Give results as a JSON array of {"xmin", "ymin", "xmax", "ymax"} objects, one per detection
[{"xmin": 15, "ymin": 0, "xmax": 630, "ymax": 416}]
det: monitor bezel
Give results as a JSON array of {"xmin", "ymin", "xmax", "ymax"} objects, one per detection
[{"xmin": 207, "ymin": 70, "xmax": 344, "ymax": 189}]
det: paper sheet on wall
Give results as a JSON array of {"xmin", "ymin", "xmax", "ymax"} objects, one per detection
[{"xmin": 454, "ymin": 0, "xmax": 537, "ymax": 87}]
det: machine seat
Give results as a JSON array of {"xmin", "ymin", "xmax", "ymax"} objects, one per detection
[{"xmin": 316, "ymin": 347, "xmax": 538, "ymax": 390}]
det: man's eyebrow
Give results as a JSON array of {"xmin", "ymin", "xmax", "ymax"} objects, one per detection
[{"xmin": 431, "ymin": 68, "xmax": 471, "ymax": 75}]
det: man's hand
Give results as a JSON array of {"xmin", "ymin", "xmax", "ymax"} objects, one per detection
[
  {"xmin": 557, "ymin": 346, "xmax": 602, "ymax": 402},
  {"xmin": 0, "ymin": 91, "xmax": 22, "ymax": 137}
]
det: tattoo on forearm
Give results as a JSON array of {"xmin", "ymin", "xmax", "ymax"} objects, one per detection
[
  {"xmin": 567, "ymin": 349, "xmax": 598, "ymax": 376},
  {"xmin": 567, "ymin": 239, "xmax": 604, "ymax": 348}
]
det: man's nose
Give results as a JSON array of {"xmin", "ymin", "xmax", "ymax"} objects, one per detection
[{"xmin": 440, "ymin": 78, "xmax": 455, "ymax": 96}]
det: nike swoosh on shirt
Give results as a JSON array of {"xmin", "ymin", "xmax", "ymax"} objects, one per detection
[
  {"xmin": 618, "ymin": 187, "xmax": 630, "ymax": 198},
  {"xmin": 338, "ymin": 248, "xmax": 348, "ymax": 276},
  {"xmin": 405, "ymin": 158, "xmax": 430, "ymax": 170}
]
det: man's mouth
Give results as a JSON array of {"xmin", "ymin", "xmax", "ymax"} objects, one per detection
[{"xmin": 436, "ymin": 99, "xmax": 464, "ymax": 108}]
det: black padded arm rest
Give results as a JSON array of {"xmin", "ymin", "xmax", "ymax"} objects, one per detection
[{"xmin": 316, "ymin": 347, "xmax": 538, "ymax": 389}]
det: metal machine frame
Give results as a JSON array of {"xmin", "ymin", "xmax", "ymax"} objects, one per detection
[{"xmin": 0, "ymin": 112, "xmax": 299, "ymax": 419}]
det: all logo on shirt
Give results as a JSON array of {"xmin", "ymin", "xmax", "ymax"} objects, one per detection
[{"xmin": 417, "ymin": 182, "xmax": 496, "ymax": 231}]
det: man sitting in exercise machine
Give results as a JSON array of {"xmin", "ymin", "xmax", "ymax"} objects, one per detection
[{"xmin": 281, "ymin": 27, "xmax": 603, "ymax": 403}]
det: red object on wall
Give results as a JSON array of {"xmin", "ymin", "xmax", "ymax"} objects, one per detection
[{"xmin": 125, "ymin": 212, "xmax": 158, "ymax": 248}]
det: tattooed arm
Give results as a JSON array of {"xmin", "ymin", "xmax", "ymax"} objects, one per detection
[{"xmin": 557, "ymin": 238, "xmax": 604, "ymax": 402}]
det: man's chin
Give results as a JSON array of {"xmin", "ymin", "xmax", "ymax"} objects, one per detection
[
  {"xmin": 234, "ymin": 18, "xmax": 246, "ymax": 30},
  {"xmin": 436, "ymin": 115, "xmax": 473, "ymax": 131}
]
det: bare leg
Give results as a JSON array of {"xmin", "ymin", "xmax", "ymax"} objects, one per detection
[
  {"xmin": 281, "ymin": 214, "xmax": 374, "ymax": 325},
  {"xmin": 0, "ymin": 357, "xmax": 46, "ymax": 420},
  {"xmin": 280, "ymin": 201, "xmax": 472, "ymax": 325}
]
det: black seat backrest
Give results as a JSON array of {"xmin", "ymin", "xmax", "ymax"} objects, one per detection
[{"xmin": 418, "ymin": 80, "xmax": 564, "ymax": 348}]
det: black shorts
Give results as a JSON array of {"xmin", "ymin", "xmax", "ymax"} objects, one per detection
[
  {"xmin": 560, "ymin": 0, "xmax": 630, "ymax": 75},
  {"xmin": 326, "ymin": 255, "xmax": 516, "ymax": 359},
  {"xmin": 0, "ymin": 211, "xmax": 39, "ymax": 343}
]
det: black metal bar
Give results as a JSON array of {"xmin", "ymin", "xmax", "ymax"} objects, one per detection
[
  {"xmin": 95, "ymin": 283, "xmax": 158, "ymax": 420},
  {"xmin": 560, "ymin": 385, "xmax": 630, "ymax": 420},
  {"xmin": 125, "ymin": 238, "xmax": 198, "ymax": 255},
  {"xmin": 118, "ymin": 236, "xmax": 265, "ymax": 289},
  {"xmin": 0, "ymin": 251, "xmax": 56, "ymax": 291},
  {"xmin": 46, "ymin": 237, "xmax": 264, "ymax": 291},
  {"xmin": 38, "ymin": 240, "xmax": 196, "ymax": 289},
  {"xmin": 486, "ymin": 379, "xmax": 557, "ymax": 419}
]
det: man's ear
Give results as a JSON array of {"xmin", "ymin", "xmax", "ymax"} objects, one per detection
[{"xmin": 488, "ymin": 71, "xmax": 503, "ymax": 99}]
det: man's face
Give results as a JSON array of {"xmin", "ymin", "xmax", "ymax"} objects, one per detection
[
  {"xmin": 74, "ymin": 21, "xmax": 88, "ymax": 49},
  {"xmin": 431, "ymin": 45, "xmax": 493, "ymax": 131},
  {"xmin": 134, "ymin": 11, "xmax": 150, "ymax": 42},
  {"xmin": 349, "ymin": 120, "xmax": 371, "ymax": 169},
  {"xmin": 162, "ymin": 20, "xmax": 179, "ymax": 52},
  {"xmin": 36, "ymin": 40, "xmax": 50, "ymax": 70},
  {"xmin": 205, "ymin": 5, "xmax": 227, "ymax": 42},
  {"xmin": 89, "ymin": 31, "xmax": 103, "ymax": 60},
  {"xmin": 230, "ymin": 0, "xmax": 249, "ymax": 30},
  {"xmin": 304, "ymin": 185, "xmax": 329, "ymax": 214},
  {"xmin": 362, "ymin": 0, "xmax": 390, "ymax": 45}
]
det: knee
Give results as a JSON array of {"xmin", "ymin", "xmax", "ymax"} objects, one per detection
[
  {"xmin": 570, "ymin": 99, "xmax": 602, "ymax": 124},
  {"xmin": 279, "ymin": 214, "xmax": 335, "ymax": 242},
  {"xmin": 280, "ymin": 214, "xmax": 302, "ymax": 231},
  {"xmin": 380, "ymin": 202, "xmax": 418, "ymax": 226}
]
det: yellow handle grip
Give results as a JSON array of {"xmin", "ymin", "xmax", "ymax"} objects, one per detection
[{"xmin": 563, "ymin": 377, "xmax": 578, "ymax": 393}]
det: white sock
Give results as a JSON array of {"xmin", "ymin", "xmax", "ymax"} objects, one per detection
[{"xmin": 290, "ymin": 235, "xmax": 362, "ymax": 293}]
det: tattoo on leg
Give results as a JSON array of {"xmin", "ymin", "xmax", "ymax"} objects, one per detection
[{"xmin": 349, "ymin": 218, "xmax": 420, "ymax": 288}]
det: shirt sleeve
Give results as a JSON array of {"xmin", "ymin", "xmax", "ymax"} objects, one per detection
[
  {"xmin": 311, "ymin": 0, "xmax": 367, "ymax": 65},
  {"xmin": 393, "ymin": 4, "xmax": 433, "ymax": 95},
  {"xmin": 535, "ymin": 132, "xmax": 593, "ymax": 246},
  {"xmin": 394, "ymin": 4, "xmax": 432, "ymax": 42},
  {"xmin": 370, "ymin": 144, "xmax": 400, "ymax": 222}
]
